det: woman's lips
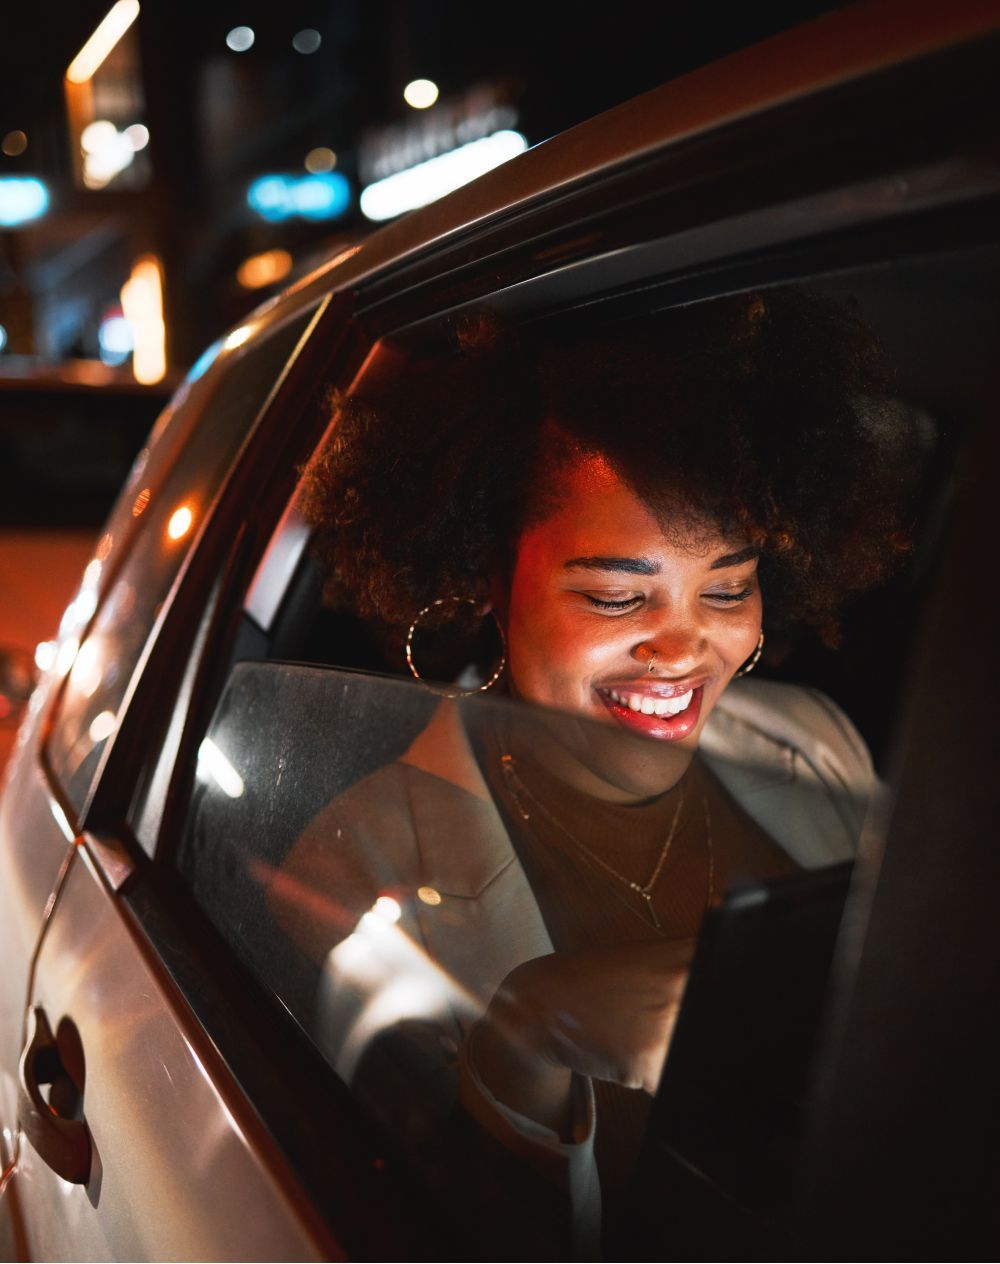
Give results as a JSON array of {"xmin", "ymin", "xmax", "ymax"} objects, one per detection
[{"xmin": 595, "ymin": 683, "xmax": 704, "ymax": 741}]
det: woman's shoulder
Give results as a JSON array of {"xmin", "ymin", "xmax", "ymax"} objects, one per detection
[
  {"xmin": 701, "ymin": 678, "xmax": 879, "ymax": 866},
  {"xmin": 705, "ymin": 678, "xmax": 874, "ymax": 782}
]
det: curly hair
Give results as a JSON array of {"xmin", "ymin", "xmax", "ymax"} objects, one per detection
[{"xmin": 300, "ymin": 288, "xmax": 912, "ymax": 647}]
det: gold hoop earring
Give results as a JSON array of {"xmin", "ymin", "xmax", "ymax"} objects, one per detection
[
  {"xmin": 405, "ymin": 596, "xmax": 507, "ymax": 698},
  {"xmin": 733, "ymin": 630, "xmax": 764, "ymax": 679}
]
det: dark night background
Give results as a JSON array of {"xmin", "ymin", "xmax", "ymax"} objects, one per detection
[{"xmin": 1, "ymin": 1, "xmax": 845, "ymax": 368}]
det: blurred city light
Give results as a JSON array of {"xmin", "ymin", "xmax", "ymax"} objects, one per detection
[
  {"xmin": 247, "ymin": 171, "xmax": 350, "ymax": 222},
  {"xmin": 98, "ymin": 312, "xmax": 134, "ymax": 365},
  {"xmin": 403, "ymin": 78, "xmax": 440, "ymax": 109},
  {"xmin": 81, "ymin": 118, "xmax": 145, "ymax": 188},
  {"xmin": 0, "ymin": 177, "xmax": 50, "ymax": 227},
  {"xmin": 0, "ymin": 325, "xmax": 7, "ymax": 353},
  {"xmin": 292, "ymin": 28, "xmax": 322, "ymax": 54},
  {"xmin": 225, "ymin": 26, "xmax": 255, "ymax": 53},
  {"xmin": 223, "ymin": 324, "xmax": 254, "ymax": 351},
  {"xmin": 34, "ymin": 642, "xmax": 56, "ymax": 673},
  {"xmin": 88, "ymin": 711, "xmax": 118, "ymax": 743},
  {"xmin": 372, "ymin": 896, "xmax": 402, "ymax": 923},
  {"xmin": 167, "ymin": 505, "xmax": 194, "ymax": 540},
  {"xmin": 66, "ymin": 0, "xmax": 141, "ymax": 84},
  {"xmin": 74, "ymin": 641, "xmax": 102, "ymax": 699},
  {"xmin": 56, "ymin": 638, "xmax": 80, "ymax": 676},
  {"xmin": 186, "ymin": 338, "xmax": 223, "ymax": 383},
  {"xmin": 236, "ymin": 248, "xmax": 293, "ymax": 289},
  {"xmin": 1, "ymin": 130, "xmax": 28, "ymax": 157},
  {"xmin": 360, "ymin": 129, "xmax": 527, "ymax": 221},
  {"xmin": 120, "ymin": 255, "xmax": 166, "ymax": 384},
  {"xmin": 304, "ymin": 146, "xmax": 337, "ymax": 173},
  {"xmin": 123, "ymin": 123, "xmax": 150, "ymax": 150}
]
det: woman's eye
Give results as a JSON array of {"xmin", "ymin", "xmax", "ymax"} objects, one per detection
[
  {"xmin": 581, "ymin": 594, "xmax": 644, "ymax": 612},
  {"xmin": 704, "ymin": 586, "xmax": 754, "ymax": 604}
]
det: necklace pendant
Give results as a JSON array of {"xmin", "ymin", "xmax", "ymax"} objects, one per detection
[{"xmin": 639, "ymin": 890, "xmax": 662, "ymax": 930}]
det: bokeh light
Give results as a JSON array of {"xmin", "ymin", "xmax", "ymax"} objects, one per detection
[
  {"xmin": 372, "ymin": 895, "xmax": 402, "ymax": 923},
  {"xmin": 88, "ymin": 711, "xmax": 118, "ymax": 743},
  {"xmin": 304, "ymin": 146, "xmax": 337, "ymax": 173},
  {"xmin": 403, "ymin": 78, "xmax": 439, "ymax": 109},
  {"xmin": 226, "ymin": 26, "xmax": 255, "ymax": 53},
  {"xmin": 123, "ymin": 123, "xmax": 150, "ymax": 151},
  {"xmin": 34, "ymin": 642, "xmax": 56, "ymax": 673},
  {"xmin": 1, "ymin": 130, "xmax": 28, "ymax": 157},
  {"xmin": 292, "ymin": 29, "xmax": 322, "ymax": 54},
  {"xmin": 66, "ymin": 1, "xmax": 140, "ymax": 83},
  {"xmin": 0, "ymin": 177, "xmax": 49, "ymax": 227},
  {"xmin": 167, "ymin": 505, "xmax": 194, "ymax": 541},
  {"xmin": 236, "ymin": 248, "xmax": 293, "ymax": 289},
  {"xmin": 120, "ymin": 255, "xmax": 166, "ymax": 383}
]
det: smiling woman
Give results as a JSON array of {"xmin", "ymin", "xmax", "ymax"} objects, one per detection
[{"xmin": 265, "ymin": 287, "xmax": 918, "ymax": 1248}]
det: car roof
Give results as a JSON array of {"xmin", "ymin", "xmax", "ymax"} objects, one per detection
[{"xmin": 268, "ymin": 0, "xmax": 998, "ymax": 316}]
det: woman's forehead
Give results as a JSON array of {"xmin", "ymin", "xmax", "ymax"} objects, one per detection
[{"xmin": 522, "ymin": 450, "xmax": 744, "ymax": 561}]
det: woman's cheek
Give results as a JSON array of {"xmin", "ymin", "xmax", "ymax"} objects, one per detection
[{"xmin": 508, "ymin": 603, "xmax": 608, "ymax": 710}]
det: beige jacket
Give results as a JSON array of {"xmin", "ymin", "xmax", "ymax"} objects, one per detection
[
  {"xmin": 281, "ymin": 675, "xmax": 876, "ymax": 1076},
  {"xmin": 275, "ymin": 679, "xmax": 878, "ymax": 1253}
]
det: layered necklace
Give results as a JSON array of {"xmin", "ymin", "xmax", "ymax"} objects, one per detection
[{"xmin": 500, "ymin": 752, "xmax": 715, "ymax": 934}]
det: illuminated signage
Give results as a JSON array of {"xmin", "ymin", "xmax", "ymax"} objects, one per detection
[
  {"xmin": 0, "ymin": 177, "xmax": 50, "ymax": 227},
  {"xmin": 247, "ymin": 172, "xmax": 351, "ymax": 223},
  {"xmin": 360, "ymin": 130, "xmax": 527, "ymax": 222}
]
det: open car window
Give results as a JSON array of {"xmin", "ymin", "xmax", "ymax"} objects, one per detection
[
  {"xmin": 176, "ymin": 663, "xmax": 872, "ymax": 1251},
  {"xmin": 130, "ymin": 244, "xmax": 998, "ymax": 1255}
]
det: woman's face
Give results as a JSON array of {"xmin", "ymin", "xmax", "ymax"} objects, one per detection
[{"xmin": 501, "ymin": 452, "xmax": 762, "ymax": 799}]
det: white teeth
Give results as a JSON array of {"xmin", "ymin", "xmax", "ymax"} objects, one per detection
[
  {"xmin": 607, "ymin": 688, "xmax": 694, "ymax": 717},
  {"xmin": 663, "ymin": 689, "xmax": 693, "ymax": 716}
]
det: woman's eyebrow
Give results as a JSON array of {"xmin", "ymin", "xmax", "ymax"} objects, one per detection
[
  {"xmin": 563, "ymin": 556, "xmax": 660, "ymax": 575},
  {"xmin": 710, "ymin": 546, "xmax": 760, "ymax": 570}
]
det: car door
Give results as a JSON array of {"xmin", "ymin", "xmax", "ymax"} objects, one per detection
[{"xmin": 1, "ymin": 293, "xmax": 344, "ymax": 1261}]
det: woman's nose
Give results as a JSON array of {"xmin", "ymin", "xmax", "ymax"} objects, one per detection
[{"xmin": 634, "ymin": 624, "xmax": 709, "ymax": 676}]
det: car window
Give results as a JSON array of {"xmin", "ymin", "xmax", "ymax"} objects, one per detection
[
  {"xmin": 44, "ymin": 306, "xmax": 317, "ymax": 818},
  {"xmin": 145, "ymin": 252, "xmax": 995, "ymax": 1255}
]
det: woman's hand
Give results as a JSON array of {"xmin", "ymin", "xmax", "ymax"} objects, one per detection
[{"xmin": 471, "ymin": 940, "xmax": 694, "ymax": 1137}]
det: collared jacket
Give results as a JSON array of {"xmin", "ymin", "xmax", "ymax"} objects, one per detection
[{"xmin": 273, "ymin": 678, "xmax": 878, "ymax": 1250}]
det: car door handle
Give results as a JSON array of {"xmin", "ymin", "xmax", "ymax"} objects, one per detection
[{"xmin": 18, "ymin": 1006, "xmax": 91, "ymax": 1185}]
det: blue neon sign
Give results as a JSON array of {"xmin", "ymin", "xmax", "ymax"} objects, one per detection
[
  {"xmin": 247, "ymin": 172, "xmax": 351, "ymax": 223},
  {"xmin": 0, "ymin": 177, "xmax": 50, "ymax": 227}
]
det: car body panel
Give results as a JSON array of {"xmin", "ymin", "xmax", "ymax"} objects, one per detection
[{"xmin": 16, "ymin": 843, "xmax": 329, "ymax": 1262}]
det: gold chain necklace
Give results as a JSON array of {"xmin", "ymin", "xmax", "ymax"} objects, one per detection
[{"xmin": 500, "ymin": 753, "xmax": 713, "ymax": 932}]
